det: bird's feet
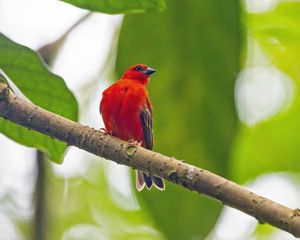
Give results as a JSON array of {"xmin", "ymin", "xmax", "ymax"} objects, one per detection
[
  {"xmin": 128, "ymin": 139, "xmax": 142, "ymax": 146},
  {"xmin": 99, "ymin": 128, "xmax": 112, "ymax": 135}
]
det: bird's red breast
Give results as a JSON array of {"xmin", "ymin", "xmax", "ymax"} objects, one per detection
[{"xmin": 100, "ymin": 78, "xmax": 150, "ymax": 146}]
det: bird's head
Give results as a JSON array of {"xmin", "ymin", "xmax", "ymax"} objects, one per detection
[{"xmin": 121, "ymin": 64, "xmax": 156, "ymax": 85}]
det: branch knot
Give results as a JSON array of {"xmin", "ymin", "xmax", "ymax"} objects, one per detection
[{"xmin": 0, "ymin": 83, "xmax": 9, "ymax": 100}]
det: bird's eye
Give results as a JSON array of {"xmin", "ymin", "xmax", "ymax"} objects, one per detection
[{"xmin": 134, "ymin": 66, "xmax": 144, "ymax": 72}]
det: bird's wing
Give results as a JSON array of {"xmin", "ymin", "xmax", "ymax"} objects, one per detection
[
  {"xmin": 139, "ymin": 98, "xmax": 165, "ymax": 191},
  {"xmin": 140, "ymin": 97, "xmax": 153, "ymax": 150}
]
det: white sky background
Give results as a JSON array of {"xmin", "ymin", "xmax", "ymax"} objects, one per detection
[{"xmin": 0, "ymin": 0, "xmax": 299, "ymax": 239}]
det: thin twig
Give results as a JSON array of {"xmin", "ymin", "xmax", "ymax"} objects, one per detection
[
  {"xmin": 38, "ymin": 12, "xmax": 92, "ymax": 63},
  {"xmin": 32, "ymin": 151, "xmax": 47, "ymax": 240}
]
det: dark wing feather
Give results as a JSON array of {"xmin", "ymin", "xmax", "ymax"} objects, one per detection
[
  {"xmin": 139, "ymin": 97, "xmax": 165, "ymax": 191},
  {"xmin": 143, "ymin": 173, "xmax": 153, "ymax": 189},
  {"xmin": 140, "ymin": 97, "xmax": 153, "ymax": 150}
]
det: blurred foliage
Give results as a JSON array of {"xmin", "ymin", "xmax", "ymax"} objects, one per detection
[
  {"xmin": 231, "ymin": 2, "xmax": 300, "ymax": 182},
  {"xmin": 248, "ymin": 2, "xmax": 300, "ymax": 85},
  {"xmin": 116, "ymin": 0, "xmax": 242, "ymax": 239},
  {"xmin": 0, "ymin": 33, "xmax": 78, "ymax": 162},
  {"xmin": 45, "ymin": 161, "xmax": 164, "ymax": 240},
  {"xmin": 61, "ymin": 0, "xmax": 166, "ymax": 14},
  {"xmin": 3, "ymin": 0, "xmax": 300, "ymax": 239}
]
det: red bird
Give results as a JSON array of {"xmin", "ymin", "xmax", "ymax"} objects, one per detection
[{"xmin": 100, "ymin": 64, "xmax": 165, "ymax": 191}]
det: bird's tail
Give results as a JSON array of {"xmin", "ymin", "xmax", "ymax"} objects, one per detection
[{"xmin": 135, "ymin": 170, "xmax": 165, "ymax": 191}]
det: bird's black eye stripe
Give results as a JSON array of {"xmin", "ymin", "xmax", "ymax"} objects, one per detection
[{"xmin": 134, "ymin": 66, "xmax": 144, "ymax": 72}]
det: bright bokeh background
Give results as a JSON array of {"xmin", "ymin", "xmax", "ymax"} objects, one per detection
[{"xmin": 0, "ymin": 0, "xmax": 300, "ymax": 239}]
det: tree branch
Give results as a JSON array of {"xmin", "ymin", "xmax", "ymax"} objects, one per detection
[{"xmin": 0, "ymin": 83, "xmax": 299, "ymax": 237}]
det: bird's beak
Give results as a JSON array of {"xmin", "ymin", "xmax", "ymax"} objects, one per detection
[{"xmin": 144, "ymin": 67, "xmax": 156, "ymax": 75}]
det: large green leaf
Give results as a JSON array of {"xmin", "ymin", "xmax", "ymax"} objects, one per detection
[
  {"xmin": 116, "ymin": 0, "xmax": 242, "ymax": 238},
  {"xmin": 0, "ymin": 33, "xmax": 78, "ymax": 163},
  {"xmin": 60, "ymin": 0, "xmax": 166, "ymax": 14},
  {"xmin": 230, "ymin": 2, "xmax": 300, "ymax": 182}
]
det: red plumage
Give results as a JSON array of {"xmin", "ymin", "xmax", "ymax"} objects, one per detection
[{"xmin": 100, "ymin": 64, "xmax": 165, "ymax": 191}]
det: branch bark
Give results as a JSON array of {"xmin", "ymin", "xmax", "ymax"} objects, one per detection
[{"xmin": 0, "ymin": 83, "xmax": 299, "ymax": 237}]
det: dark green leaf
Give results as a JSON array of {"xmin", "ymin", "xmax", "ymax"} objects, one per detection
[
  {"xmin": 60, "ymin": 0, "xmax": 166, "ymax": 14},
  {"xmin": 0, "ymin": 33, "xmax": 78, "ymax": 163},
  {"xmin": 116, "ymin": 0, "xmax": 242, "ymax": 238}
]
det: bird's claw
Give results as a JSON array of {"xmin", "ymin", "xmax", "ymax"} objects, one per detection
[
  {"xmin": 128, "ymin": 139, "xmax": 142, "ymax": 146},
  {"xmin": 99, "ymin": 128, "xmax": 112, "ymax": 135}
]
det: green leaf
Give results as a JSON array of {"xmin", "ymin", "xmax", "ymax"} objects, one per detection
[
  {"xmin": 230, "ymin": 2, "xmax": 300, "ymax": 182},
  {"xmin": 0, "ymin": 33, "xmax": 78, "ymax": 163},
  {"xmin": 116, "ymin": 0, "xmax": 242, "ymax": 238},
  {"xmin": 60, "ymin": 0, "xmax": 166, "ymax": 14}
]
